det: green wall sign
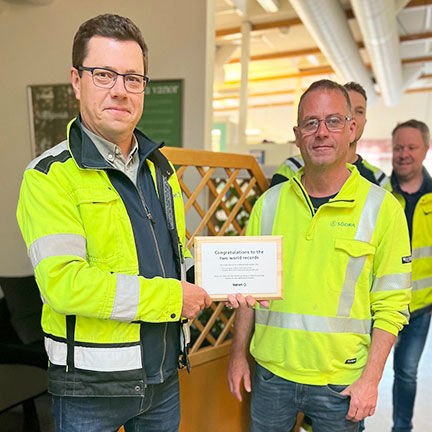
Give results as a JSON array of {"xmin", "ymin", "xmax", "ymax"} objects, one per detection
[{"xmin": 137, "ymin": 79, "xmax": 183, "ymax": 148}]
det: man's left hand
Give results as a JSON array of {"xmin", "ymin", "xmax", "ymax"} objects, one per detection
[{"xmin": 341, "ymin": 376, "xmax": 378, "ymax": 421}]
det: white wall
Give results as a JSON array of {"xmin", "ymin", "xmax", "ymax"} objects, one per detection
[
  {"xmin": 365, "ymin": 91, "xmax": 432, "ymax": 140},
  {"xmin": 0, "ymin": 0, "xmax": 210, "ymax": 275}
]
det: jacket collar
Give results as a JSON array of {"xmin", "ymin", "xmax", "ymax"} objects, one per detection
[
  {"xmin": 67, "ymin": 116, "xmax": 174, "ymax": 178},
  {"xmin": 292, "ymin": 163, "xmax": 359, "ymax": 206},
  {"xmin": 391, "ymin": 166, "xmax": 432, "ymax": 195}
]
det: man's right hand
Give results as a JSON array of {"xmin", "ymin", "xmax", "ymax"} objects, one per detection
[
  {"xmin": 227, "ymin": 353, "xmax": 251, "ymax": 402},
  {"xmin": 180, "ymin": 280, "xmax": 212, "ymax": 319}
]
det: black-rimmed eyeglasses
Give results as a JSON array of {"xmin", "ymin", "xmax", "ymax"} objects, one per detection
[
  {"xmin": 299, "ymin": 114, "xmax": 351, "ymax": 135},
  {"xmin": 77, "ymin": 66, "xmax": 150, "ymax": 94}
]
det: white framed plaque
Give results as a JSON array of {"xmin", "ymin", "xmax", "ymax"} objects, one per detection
[{"xmin": 194, "ymin": 236, "xmax": 283, "ymax": 301}]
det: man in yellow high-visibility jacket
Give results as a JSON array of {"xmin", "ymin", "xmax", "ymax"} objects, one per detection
[
  {"xmin": 227, "ymin": 79, "xmax": 412, "ymax": 432},
  {"xmin": 390, "ymin": 119, "xmax": 432, "ymax": 432},
  {"xmin": 16, "ymin": 14, "xmax": 212, "ymax": 432}
]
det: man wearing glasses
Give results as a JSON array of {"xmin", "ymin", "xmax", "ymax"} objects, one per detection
[
  {"xmin": 228, "ymin": 80, "xmax": 412, "ymax": 431},
  {"xmin": 270, "ymin": 82, "xmax": 390, "ymax": 192},
  {"xmin": 17, "ymin": 14, "xmax": 211, "ymax": 431}
]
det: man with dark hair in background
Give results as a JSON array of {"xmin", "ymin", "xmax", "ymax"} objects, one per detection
[
  {"xmin": 391, "ymin": 119, "xmax": 432, "ymax": 432},
  {"xmin": 17, "ymin": 14, "xmax": 212, "ymax": 431},
  {"xmin": 271, "ymin": 81, "xmax": 390, "ymax": 191}
]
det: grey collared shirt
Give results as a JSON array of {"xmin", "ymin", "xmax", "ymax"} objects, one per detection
[{"xmin": 82, "ymin": 125, "xmax": 139, "ymax": 185}]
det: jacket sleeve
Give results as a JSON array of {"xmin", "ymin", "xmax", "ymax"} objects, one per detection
[
  {"xmin": 245, "ymin": 194, "xmax": 265, "ymax": 236},
  {"xmin": 17, "ymin": 168, "xmax": 182, "ymax": 324},
  {"xmin": 370, "ymin": 192, "xmax": 412, "ymax": 335}
]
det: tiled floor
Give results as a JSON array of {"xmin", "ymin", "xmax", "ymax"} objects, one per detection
[{"xmin": 1, "ymin": 326, "xmax": 431, "ymax": 431}]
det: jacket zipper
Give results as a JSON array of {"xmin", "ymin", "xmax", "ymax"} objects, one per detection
[
  {"xmin": 136, "ymin": 177, "xmax": 171, "ymax": 382},
  {"xmin": 136, "ymin": 186, "xmax": 166, "ymax": 278},
  {"xmin": 293, "ymin": 178, "xmax": 315, "ymax": 217}
]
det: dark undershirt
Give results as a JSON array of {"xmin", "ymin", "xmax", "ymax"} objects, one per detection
[
  {"xmin": 402, "ymin": 188, "xmax": 425, "ymax": 240},
  {"xmin": 309, "ymin": 193, "xmax": 337, "ymax": 212},
  {"xmin": 391, "ymin": 170, "xmax": 431, "ymax": 240}
]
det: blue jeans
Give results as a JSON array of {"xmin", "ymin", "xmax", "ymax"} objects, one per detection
[
  {"xmin": 52, "ymin": 371, "xmax": 180, "ymax": 432},
  {"xmin": 392, "ymin": 311, "xmax": 431, "ymax": 432},
  {"xmin": 250, "ymin": 363, "xmax": 359, "ymax": 432}
]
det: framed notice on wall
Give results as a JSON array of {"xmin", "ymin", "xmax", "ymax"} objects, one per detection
[
  {"xmin": 136, "ymin": 79, "xmax": 183, "ymax": 148},
  {"xmin": 28, "ymin": 84, "xmax": 79, "ymax": 158}
]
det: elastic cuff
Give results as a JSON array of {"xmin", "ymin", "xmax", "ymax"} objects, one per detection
[
  {"xmin": 373, "ymin": 320, "xmax": 400, "ymax": 336},
  {"xmin": 166, "ymin": 279, "xmax": 183, "ymax": 321}
]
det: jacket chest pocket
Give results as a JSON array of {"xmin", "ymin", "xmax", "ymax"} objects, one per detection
[
  {"xmin": 335, "ymin": 238, "xmax": 376, "ymax": 257},
  {"xmin": 333, "ymin": 238, "xmax": 376, "ymax": 293},
  {"xmin": 72, "ymin": 187, "xmax": 122, "ymax": 264},
  {"xmin": 421, "ymin": 201, "xmax": 432, "ymax": 216}
]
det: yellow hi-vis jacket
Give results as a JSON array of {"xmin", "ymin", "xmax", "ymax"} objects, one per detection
[
  {"xmin": 247, "ymin": 165, "xmax": 411, "ymax": 386},
  {"xmin": 392, "ymin": 168, "xmax": 432, "ymax": 315},
  {"xmin": 17, "ymin": 118, "xmax": 192, "ymax": 396}
]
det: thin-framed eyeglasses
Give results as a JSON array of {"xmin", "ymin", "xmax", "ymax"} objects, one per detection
[
  {"xmin": 77, "ymin": 66, "xmax": 150, "ymax": 94},
  {"xmin": 299, "ymin": 114, "xmax": 351, "ymax": 135}
]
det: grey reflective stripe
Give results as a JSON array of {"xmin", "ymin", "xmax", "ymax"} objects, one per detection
[
  {"xmin": 184, "ymin": 257, "xmax": 194, "ymax": 272},
  {"xmin": 284, "ymin": 156, "xmax": 304, "ymax": 173},
  {"xmin": 412, "ymin": 276, "xmax": 432, "ymax": 292},
  {"xmin": 337, "ymin": 185, "xmax": 386, "ymax": 316},
  {"xmin": 29, "ymin": 233, "xmax": 86, "ymax": 269},
  {"xmin": 181, "ymin": 256, "xmax": 194, "ymax": 281},
  {"xmin": 400, "ymin": 306, "xmax": 410, "ymax": 321},
  {"xmin": 338, "ymin": 255, "xmax": 368, "ymax": 316},
  {"xmin": 371, "ymin": 272, "xmax": 411, "ymax": 292},
  {"xmin": 373, "ymin": 169, "xmax": 389, "ymax": 187},
  {"xmin": 255, "ymin": 309, "xmax": 371, "ymax": 334},
  {"xmin": 45, "ymin": 337, "xmax": 142, "ymax": 371},
  {"xmin": 381, "ymin": 178, "xmax": 390, "ymax": 188},
  {"xmin": 26, "ymin": 140, "xmax": 68, "ymax": 170},
  {"xmin": 261, "ymin": 183, "xmax": 284, "ymax": 235},
  {"xmin": 162, "ymin": 176, "xmax": 175, "ymax": 230},
  {"xmin": 110, "ymin": 274, "xmax": 140, "ymax": 321},
  {"xmin": 355, "ymin": 185, "xmax": 386, "ymax": 243},
  {"xmin": 412, "ymin": 246, "xmax": 432, "ymax": 260}
]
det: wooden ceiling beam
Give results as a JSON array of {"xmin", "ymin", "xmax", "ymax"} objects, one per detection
[
  {"xmin": 222, "ymin": 66, "xmax": 334, "ymax": 86},
  {"xmin": 214, "ymin": 86, "xmax": 432, "ymax": 111},
  {"xmin": 406, "ymin": 86, "xmax": 432, "ymax": 94},
  {"xmin": 214, "ymin": 101, "xmax": 294, "ymax": 112},
  {"xmin": 228, "ymin": 47, "xmax": 321, "ymax": 63},
  {"xmin": 220, "ymin": 55, "xmax": 432, "ymax": 88},
  {"xmin": 226, "ymin": 32, "xmax": 432, "ymax": 65},
  {"xmin": 406, "ymin": 0, "xmax": 432, "ymax": 7},
  {"xmin": 402, "ymin": 55, "xmax": 432, "ymax": 64},
  {"xmin": 214, "ymin": 87, "xmax": 432, "ymax": 112},
  {"xmin": 400, "ymin": 31, "xmax": 432, "ymax": 43},
  {"xmin": 214, "ymin": 89, "xmax": 298, "ymax": 101}
]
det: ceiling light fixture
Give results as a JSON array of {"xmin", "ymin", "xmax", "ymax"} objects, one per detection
[
  {"xmin": 306, "ymin": 54, "xmax": 319, "ymax": 65},
  {"xmin": 256, "ymin": 0, "xmax": 279, "ymax": 13}
]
